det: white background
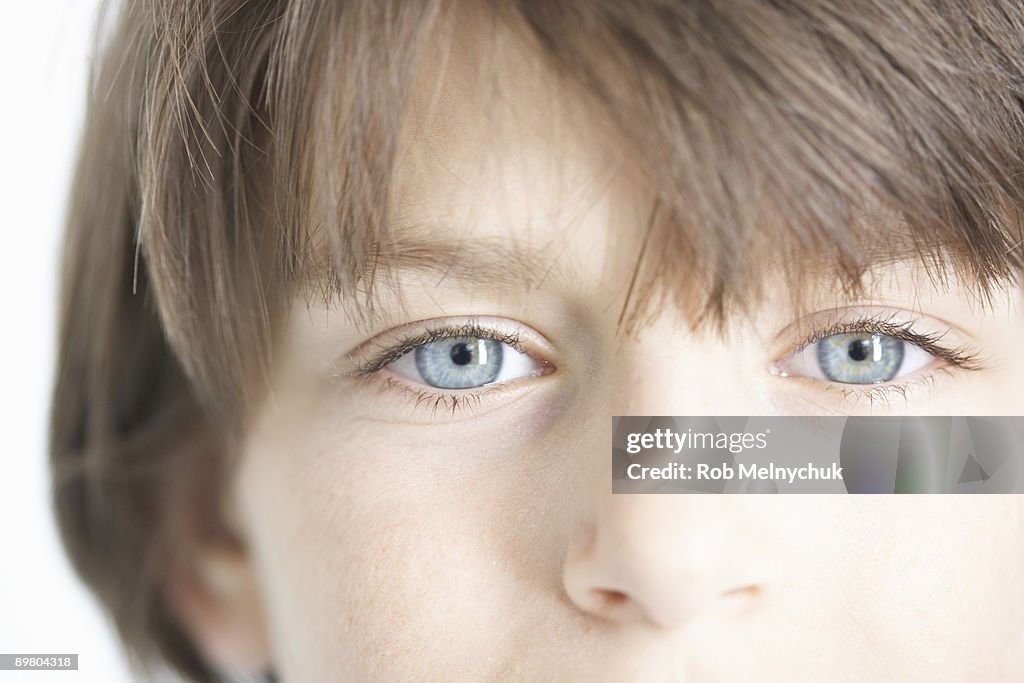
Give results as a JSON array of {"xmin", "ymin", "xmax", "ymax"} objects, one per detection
[{"xmin": 0, "ymin": 2, "xmax": 155, "ymax": 681}]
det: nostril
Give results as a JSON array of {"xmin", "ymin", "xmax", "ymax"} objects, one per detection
[
  {"xmin": 591, "ymin": 588, "xmax": 629, "ymax": 609},
  {"xmin": 718, "ymin": 584, "xmax": 764, "ymax": 616},
  {"xmin": 721, "ymin": 584, "xmax": 760, "ymax": 599}
]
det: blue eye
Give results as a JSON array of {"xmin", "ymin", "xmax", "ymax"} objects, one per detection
[
  {"xmin": 386, "ymin": 335, "xmax": 543, "ymax": 390},
  {"xmin": 818, "ymin": 333, "xmax": 904, "ymax": 383},
  {"xmin": 777, "ymin": 332, "xmax": 935, "ymax": 385},
  {"xmin": 416, "ymin": 337, "xmax": 502, "ymax": 389}
]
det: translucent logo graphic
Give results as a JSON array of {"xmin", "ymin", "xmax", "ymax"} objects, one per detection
[{"xmin": 839, "ymin": 417, "xmax": 1020, "ymax": 493}]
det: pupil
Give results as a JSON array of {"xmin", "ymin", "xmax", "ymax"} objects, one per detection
[
  {"xmin": 450, "ymin": 342, "xmax": 474, "ymax": 366},
  {"xmin": 847, "ymin": 338, "xmax": 872, "ymax": 362}
]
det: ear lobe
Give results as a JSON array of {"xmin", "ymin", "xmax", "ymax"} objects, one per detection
[{"xmin": 165, "ymin": 543, "xmax": 272, "ymax": 673}]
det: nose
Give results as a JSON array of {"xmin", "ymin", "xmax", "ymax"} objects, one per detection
[{"xmin": 562, "ymin": 494, "xmax": 774, "ymax": 629}]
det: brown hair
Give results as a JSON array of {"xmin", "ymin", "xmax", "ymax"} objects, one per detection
[{"xmin": 51, "ymin": 0, "xmax": 1024, "ymax": 680}]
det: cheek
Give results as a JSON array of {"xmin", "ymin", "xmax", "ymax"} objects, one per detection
[
  {"xmin": 232, "ymin": 386, "xmax": 582, "ymax": 680},
  {"xmin": 911, "ymin": 368, "xmax": 1024, "ymax": 414},
  {"xmin": 821, "ymin": 498, "xmax": 1024, "ymax": 668},
  {"xmin": 697, "ymin": 497, "xmax": 1024, "ymax": 680},
  {"xmin": 232, "ymin": 383, "xmax": 1024, "ymax": 680}
]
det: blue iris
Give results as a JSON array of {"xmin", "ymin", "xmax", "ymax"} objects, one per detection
[
  {"xmin": 817, "ymin": 333, "xmax": 904, "ymax": 384},
  {"xmin": 414, "ymin": 336, "xmax": 504, "ymax": 389}
]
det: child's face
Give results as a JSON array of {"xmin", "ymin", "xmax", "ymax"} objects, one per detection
[{"xmin": 207, "ymin": 17, "xmax": 1024, "ymax": 681}]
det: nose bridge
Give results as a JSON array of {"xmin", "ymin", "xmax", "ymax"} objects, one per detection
[
  {"xmin": 597, "ymin": 495, "xmax": 722, "ymax": 564},
  {"xmin": 598, "ymin": 494, "xmax": 745, "ymax": 590},
  {"xmin": 607, "ymin": 316, "xmax": 761, "ymax": 417}
]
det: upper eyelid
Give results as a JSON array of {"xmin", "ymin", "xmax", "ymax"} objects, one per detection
[
  {"xmin": 345, "ymin": 317, "xmax": 554, "ymax": 377},
  {"xmin": 776, "ymin": 309, "xmax": 911, "ymax": 347},
  {"xmin": 355, "ymin": 327, "xmax": 523, "ymax": 376},
  {"xmin": 776, "ymin": 308, "xmax": 977, "ymax": 351},
  {"xmin": 802, "ymin": 318, "xmax": 946, "ymax": 353}
]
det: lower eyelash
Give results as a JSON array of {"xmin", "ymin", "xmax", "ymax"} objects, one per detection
[
  {"xmin": 375, "ymin": 375, "xmax": 514, "ymax": 419},
  {"xmin": 820, "ymin": 366, "xmax": 954, "ymax": 409}
]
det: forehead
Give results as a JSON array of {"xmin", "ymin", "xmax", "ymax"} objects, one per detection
[
  {"xmin": 297, "ymin": 1, "xmax": 1022, "ymax": 335},
  {"xmin": 386, "ymin": 7, "xmax": 646, "ymax": 290}
]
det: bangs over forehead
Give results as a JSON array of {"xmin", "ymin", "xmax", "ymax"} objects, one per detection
[{"xmin": 136, "ymin": 0, "xmax": 1024, "ymax": 407}]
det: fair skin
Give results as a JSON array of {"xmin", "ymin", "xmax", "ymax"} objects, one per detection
[{"xmin": 174, "ymin": 14, "xmax": 1024, "ymax": 682}]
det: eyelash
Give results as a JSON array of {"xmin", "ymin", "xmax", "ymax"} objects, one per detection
[
  {"xmin": 821, "ymin": 368, "xmax": 955, "ymax": 409},
  {"xmin": 789, "ymin": 314, "xmax": 985, "ymax": 371},
  {"xmin": 349, "ymin": 322, "xmax": 546, "ymax": 417},
  {"xmin": 783, "ymin": 313, "xmax": 986, "ymax": 404},
  {"xmin": 352, "ymin": 323, "xmax": 528, "ymax": 376},
  {"xmin": 376, "ymin": 375, "xmax": 517, "ymax": 418}
]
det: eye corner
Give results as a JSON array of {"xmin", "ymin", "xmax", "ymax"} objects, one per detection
[{"xmin": 535, "ymin": 358, "xmax": 558, "ymax": 377}]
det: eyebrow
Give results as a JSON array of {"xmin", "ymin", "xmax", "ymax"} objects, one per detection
[
  {"xmin": 299, "ymin": 230, "xmax": 589, "ymax": 328},
  {"xmin": 305, "ymin": 216, "xmax": 1020, "ymax": 338},
  {"xmin": 360, "ymin": 234, "xmax": 582, "ymax": 292}
]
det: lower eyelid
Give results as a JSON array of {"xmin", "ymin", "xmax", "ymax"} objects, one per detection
[
  {"xmin": 823, "ymin": 367, "xmax": 955, "ymax": 405},
  {"xmin": 383, "ymin": 374, "xmax": 503, "ymax": 406},
  {"xmin": 774, "ymin": 368, "xmax": 954, "ymax": 412},
  {"xmin": 364, "ymin": 373, "xmax": 549, "ymax": 423}
]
